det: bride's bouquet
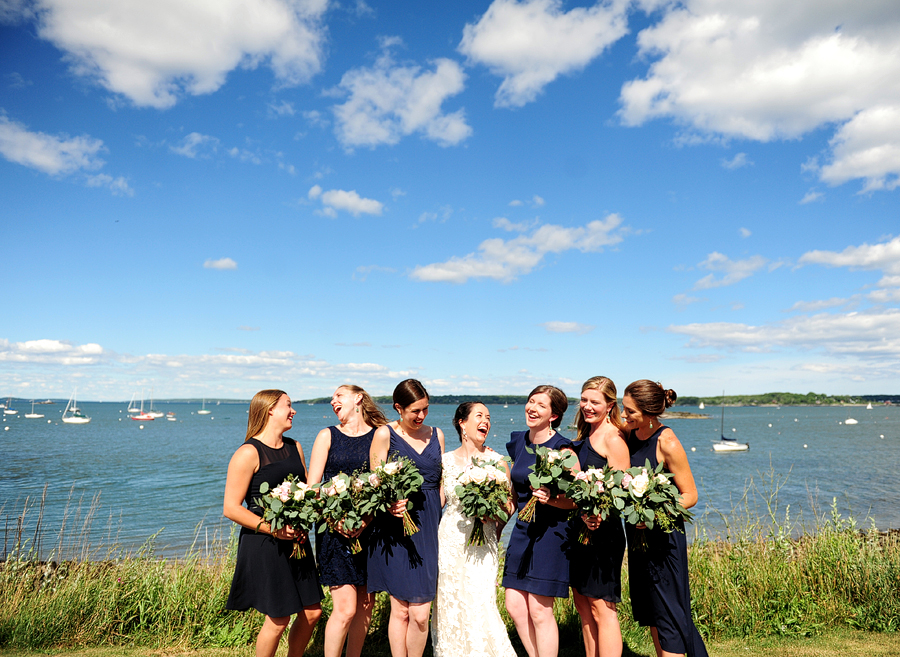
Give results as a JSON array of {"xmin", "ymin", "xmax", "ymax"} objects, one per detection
[
  {"xmin": 567, "ymin": 465, "xmax": 617, "ymax": 545},
  {"xmin": 357, "ymin": 454, "xmax": 424, "ymax": 536},
  {"xmin": 611, "ymin": 458, "xmax": 694, "ymax": 550},
  {"xmin": 317, "ymin": 472, "xmax": 367, "ymax": 554},
  {"xmin": 256, "ymin": 475, "xmax": 320, "ymax": 558},
  {"xmin": 454, "ymin": 453, "xmax": 512, "ymax": 547},
  {"xmin": 518, "ymin": 445, "xmax": 578, "ymax": 523}
]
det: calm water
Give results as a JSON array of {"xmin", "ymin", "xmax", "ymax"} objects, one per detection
[{"xmin": 1, "ymin": 401, "xmax": 898, "ymax": 559}]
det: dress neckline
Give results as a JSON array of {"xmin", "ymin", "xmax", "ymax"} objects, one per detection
[{"xmin": 391, "ymin": 425, "xmax": 435, "ymax": 456}]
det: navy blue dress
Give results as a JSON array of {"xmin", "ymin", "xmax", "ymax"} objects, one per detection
[
  {"xmin": 226, "ymin": 437, "xmax": 323, "ymax": 617},
  {"xmin": 316, "ymin": 426, "xmax": 374, "ymax": 588},
  {"xmin": 626, "ymin": 428, "xmax": 708, "ymax": 657},
  {"xmin": 502, "ymin": 430, "xmax": 574, "ymax": 598},
  {"xmin": 367, "ymin": 426, "xmax": 442, "ymax": 604},
  {"xmin": 569, "ymin": 438, "xmax": 626, "ymax": 602}
]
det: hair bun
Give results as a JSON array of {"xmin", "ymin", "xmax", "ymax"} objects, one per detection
[{"xmin": 664, "ymin": 388, "xmax": 678, "ymax": 408}]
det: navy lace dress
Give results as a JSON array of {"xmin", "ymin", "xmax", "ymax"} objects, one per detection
[
  {"xmin": 626, "ymin": 427, "xmax": 708, "ymax": 657},
  {"xmin": 226, "ymin": 437, "xmax": 323, "ymax": 617},
  {"xmin": 569, "ymin": 437, "xmax": 626, "ymax": 602},
  {"xmin": 367, "ymin": 426, "xmax": 442, "ymax": 603},
  {"xmin": 316, "ymin": 426, "xmax": 375, "ymax": 587},
  {"xmin": 501, "ymin": 430, "xmax": 574, "ymax": 598}
]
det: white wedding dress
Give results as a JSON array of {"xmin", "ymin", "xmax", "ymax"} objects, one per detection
[{"xmin": 431, "ymin": 451, "xmax": 517, "ymax": 657}]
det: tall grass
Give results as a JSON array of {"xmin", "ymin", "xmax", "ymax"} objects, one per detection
[{"xmin": 1, "ymin": 471, "xmax": 898, "ymax": 652}]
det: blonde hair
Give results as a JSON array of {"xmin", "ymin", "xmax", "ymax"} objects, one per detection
[
  {"xmin": 245, "ymin": 389, "xmax": 287, "ymax": 441},
  {"xmin": 574, "ymin": 376, "xmax": 623, "ymax": 441},
  {"xmin": 338, "ymin": 384, "xmax": 388, "ymax": 428}
]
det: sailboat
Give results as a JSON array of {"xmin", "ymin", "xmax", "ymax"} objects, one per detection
[
  {"xmin": 712, "ymin": 392, "xmax": 748, "ymax": 452},
  {"xmin": 25, "ymin": 400, "xmax": 45, "ymax": 419},
  {"xmin": 197, "ymin": 398, "xmax": 212, "ymax": 415},
  {"xmin": 866, "ymin": 402, "xmax": 873, "ymax": 410},
  {"xmin": 127, "ymin": 392, "xmax": 140, "ymax": 414},
  {"xmin": 130, "ymin": 389, "xmax": 154, "ymax": 421},
  {"xmin": 698, "ymin": 402, "xmax": 705, "ymax": 409},
  {"xmin": 62, "ymin": 390, "xmax": 91, "ymax": 424},
  {"xmin": 147, "ymin": 388, "xmax": 164, "ymax": 418},
  {"xmin": 3, "ymin": 398, "xmax": 17, "ymax": 415}
]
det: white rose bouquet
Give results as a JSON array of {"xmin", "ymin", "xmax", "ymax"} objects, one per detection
[
  {"xmin": 567, "ymin": 465, "xmax": 617, "ymax": 545},
  {"xmin": 357, "ymin": 454, "xmax": 425, "ymax": 536},
  {"xmin": 454, "ymin": 453, "xmax": 512, "ymax": 547},
  {"xmin": 518, "ymin": 444, "xmax": 578, "ymax": 523},
  {"xmin": 610, "ymin": 458, "xmax": 693, "ymax": 550},
  {"xmin": 317, "ymin": 472, "xmax": 367, "ymax": 554},
  {"xmin": 256, "ymin": 475, "xmax": 321, "ymax": 558}
]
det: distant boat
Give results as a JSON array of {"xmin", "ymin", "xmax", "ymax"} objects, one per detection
[
  {"xmin": 24, "ymin": 400, "xmax": 45, "ymax": 419},
  {"xmin": 866, "ymin": 402, "xmax": 873, "ymax": 410},
  {"xmin": 130, "ymin": 390, "xmax": 154, "ymax": 421},
  {"xmin": 197, "ymin": 398, "xmax": 212, "ymax": 415},
  {"xmin": 127, "ymin": 392, "xmax": 140, "ymax": 414},
  {"xmin": 698, "ymin": 402, "xmax": 705, "ymax": 409},
  {"xmin": 166, "ymin": 412, "xmax": 177, "ymax": 422},
  {"xmin": 147, "ymin": 388, "xmax": 164, "ymax": 418},
  {"xmin": 712, "ymin": 391, "xmax": 748, "ymax": 452},
  {"xmin": 3, "ymin": 398, "xmax": 17, "ymax": 415},
  {"xmin": 844, "ymin": 418, "xmax": 858, "ymax": 425},
  {"xmin": 62, "ymin": 390, "xmax": 91, "ymax": 424}
]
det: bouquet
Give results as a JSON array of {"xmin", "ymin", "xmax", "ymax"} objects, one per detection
[
  {"xmin": 357, "ymin": 454, "xmax": 424, "ymax": 535},
  {"xmin": 256, "ymin": 475, "xmax": 320, "ymax": 558},
  {"xmin": 318, "ymin": 472, "xmax": 367, "ymax": 554},
  {"xmin": 454, "ymin": 453, "xmax": 512, "ymax": 547},
  {"xmin": 567, "ymin": 465, "xmax": 617, "ymax": 545},
  {"xmin": 518, "ymin": 445, "xmax": 578, "ymax": 523},
  {"xmin": 610, "ymin": 458, "xmax": 694, "ymax": 550}
]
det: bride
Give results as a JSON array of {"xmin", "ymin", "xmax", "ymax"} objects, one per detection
[{"xmin": 431, "ymin": 402, "xmax": 517, "ymax": 657}]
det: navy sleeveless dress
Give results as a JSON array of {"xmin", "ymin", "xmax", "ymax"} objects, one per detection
[
  {"xmin": 501, "ymin": 430, "xmax": 574, "ymax": 598},
  {"xmin": 316, "ymin": 426, "xmax": 375, "ymax": 588},
  {"xmin": 569, "ymin": 438, "xmax": 626, "ymax": 602},
  {"xmin": 626, "ymin": 428, "xmax": 708, "ymax": 657},
  {"xmin": 226, "ymin": 437, "xmax": 323, "ymax": 617},
  {"xmin": 367, "ymin": 426, "xmax": 442, "ymax": 603}
]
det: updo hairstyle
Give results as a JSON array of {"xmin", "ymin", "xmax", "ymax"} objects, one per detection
[
  {"xmin": 623, "ymin": 380, "xmax": 677, "ymax": 417},
  {"xmin": 453, "ymin": 401, "xmax": 485, "ymax": 443},
  {"xmin": 393, "ymin": 378, "xmax": 429, "ymax": 413}
]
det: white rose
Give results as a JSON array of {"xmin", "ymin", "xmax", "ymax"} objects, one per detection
[
  {"xmin": 630, "ymin": 473, "xmax": 650, "ymax": 498},
  {"xmin": 494, "ymin": 469, "xmax": 508, "ymax": 484},
  {"xmin": 547, "ymin": 450, "xmax": 561, "ymax": 463},
  {"xmin": 368, "ymin": 473, "xmax": 381, "ymax": 487},
  {"xmin": 333, "ymin": 476, "xmax": 348, "ymax": 494},
  {"xmin": 383, "ymin": 461, "xmax": 400, "ymax": 475},
  {"xmin": 468, "ymin": 466, "xmax": 488, "ymax": 484},
  {"xmin": 457, "ymin": 471, "xmax": 471, "ymax": 485},
  {"xmin": 656, "ymin": 473, "xmax": 668, "ymax": 485}
]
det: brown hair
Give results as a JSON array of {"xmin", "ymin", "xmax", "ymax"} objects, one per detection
[
  {"xmin": 245, "ymin": 389, "xmax": 287, "ymax": 441},
  {"xmin": 453, "ymin": 401, "xmax": 486, "ymax": 442},
  {"xmin": 338, "ymin": 384, "xmax": 388, "ymax": 428},
  {"xmin": 574, "ymin": 376, "xmax": 623, "ymax": 440},
  {"xmin": 527, "ymin": 384, "xmax": 568, "ymax": 429},
  {"xmin": 393, "ymin": 378, "xmax": 429, "ymax": 412},
  {"xmin": 623, "ymin": 380, "xmax": 677, "ymax": 417}
]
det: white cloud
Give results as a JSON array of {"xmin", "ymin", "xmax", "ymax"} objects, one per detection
[
  {"xmin": 618, "ymin": 1, "xmax": 900, "ymax": 190},
  {"xmin": 0, "ymin": 338, "xmax": 104, "ymax": 365},
  {"xmin": 508, "ymin": 199, "xmax": 523, "ymax": 207},
  {"xmin": 171, "ymin": 132, "xmax": 220, "ymax": 158},
  {"xmin": 541, "ymin": 321, "xmax": 594, "ymax": 334},
  {"xmin": 739, "ymin": 227, "xmax": 751, "ymax": 238},
  {"xmin": 493, "ymin": 217, "xmax": 536, "ymax": 232},
  {"xmin": 672, "ymin": 293, "xmax": 702, "ymax": 307},
  {"xmin": 85, "ymin": 173, "xmax": 134, "ymax": 196},
  {"xmin": 411, "ymin": 214, "xmax": 625, "ymax": 283},
  {"xmin": 459, "ymin": 0, "xmax": 629, "ymax": 108},
  {"xmin": 722, "ymin": 153, "xmax": 751, "ymax": 170},
  {"xmin": 332, "ymin": 43, "xmax": 471, "ymax": 148},
  {"xmin": 798, "ymin": 235, "xmax": 900, "ymax": 282},
  {"xmin": 799, "ymin": 190, "xmax": 824, "ymax": 204},
  {"xmin": 204, "ymin": 257, "xmax": 237, "ymax": 270},
  {"xmin": 0, "ymin": 114, "xmax": 105, "ymax": 175},
  {"xmin": 693, "ymin": 252, "xmax": 768, "ymax": 289},
  {"xmin": 28, "ymin": 0, "xmax": 328, "ymax": 108},
  {"xmin": 308, "ymin": 185, "xmax": 384, "ymax": 217},
  {"xmin": 268, "ymin": 100, "xmax": 296, "ymax": 117}
]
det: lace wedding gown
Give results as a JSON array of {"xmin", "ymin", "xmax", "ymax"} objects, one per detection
[{"xmin": 431, "ymin": 451, "xmax": 517, "ymax": 657}]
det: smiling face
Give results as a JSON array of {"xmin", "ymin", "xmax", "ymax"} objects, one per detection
[
  {"xmin": 580, "ymin": 388, "xmax": 614, "ymax": 425},
  {"xmin": 268, "ymin": 394, "xmax": 295, "ymax": 433},
  {"xmin": 621, "ymin": 394, "xmax": 648, "ymax": 432},
  {"xmin": 396, "ymin": 397, "xmax": 429, "ymax": 430},
  {"xmin": 331, "ymin": 386, "xmax": 360, "ymax": 423},
  {"xmin": 525, "ymin": 392, "xmax": 556, "ymax": 430},
  {"xmin": 460, "ymin": 403, "xmax": 491, "ymax": 446}
]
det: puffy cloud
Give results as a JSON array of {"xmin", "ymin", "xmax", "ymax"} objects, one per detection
[
  {"xmin": 799, "ymin": 190, "xmax": 824, "ymax": 204},
  {"xmin": 722, "ymin": 153, "xmax": 752, "ymax": 170},
  {"xmin": 86, "ymin": 173, "xmax": 134, "ymax": 196},
  {"xmin": 459, "ymin": 0, "xmax": 629, "ymax": 108},
  {"xmin": 618, "ymin": 1, "xmax": 900, "ymax": 190},
  {"xmin": 693, "ymin": 252, "xmax": 768, "ymax": 289},
  {"xmin": 332, "ymin": 44, "xmax": 471, "ymax": 148},
  {"xmin": 308, "ymin": 185, "xmax": 383, "ymax": 217},
  {"xmin": 0, "ymin": 338, "xmax": 104, "ymax": 365},
  {"xmin": 411, "ymin": 214, "xmax": 625, "ymax": 283},
  {"xmin": 171, "ymin": 132, "xmax": 220, "ymax": 158},
  {"xmin": 541, "ymin": 321, "xmax": 594, "ymax": 334},
  {"xmin": 798, "ymin": 235, "xmax": 900, "ymax": 283},
  {"xmin": 0, "ymin": 114, "xmax": 104, "ymax": 175},
  {"xmin": 739, "ymin": 227, "xmax": 752, "ymax": 238},
  {"xmin": 204, "ymin": 257, "xmax": 237, "ymax": 270},
  {"xmin": 29, "ymin": 0, "xmax": 328, "ymax": 108}
]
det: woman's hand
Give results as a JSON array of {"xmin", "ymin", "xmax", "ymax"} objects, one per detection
[
  {"xmin": 582, "ymin": 513, "xmax": 600, "ymax": 531},
  {"xmin": 389, "ymin": 499, "xmax": 408, "ymax": 518},
  {"xmin": 531, "ymin": 486, "xmax": 552, "ymax": 505},
  {"xmin": 336, "ymin": 519, "xmax": 364, "ymax": 539},
  {"xmin": 272, "ymin": 524, "xmax": 304, "ymax": 541}
]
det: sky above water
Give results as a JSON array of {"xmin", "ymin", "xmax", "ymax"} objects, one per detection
[{"xmin": 2, "ymin": 0, "xmax": 899, "ymax": 401}]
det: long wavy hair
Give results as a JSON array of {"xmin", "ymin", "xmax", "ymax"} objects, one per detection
[
  {"xmin": 245, "ymin": 389, "xmax": 287, "ymax": 441},
  {"xmin": 574, "ymin": 376, "xmax": 623, "ymax": 441},
  {"xmin": 527, "ymin": 384, "xmax": 568, "ymax": 429},
  {"xmin": 338, "ymin": 384, "xmax": 388, "ymax": 428}
]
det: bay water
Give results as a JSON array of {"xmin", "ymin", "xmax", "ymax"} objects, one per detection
[{"xmin": 1, "ymin": 401, "xmax": 897, "ymax": 559}]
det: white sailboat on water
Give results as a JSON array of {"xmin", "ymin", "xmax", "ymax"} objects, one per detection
[
  {"xmin": 62, "ymin": 390, "xmax": 91, "ymax": 424},
  {"xmin": 127, "ymin": 392, "xmax": 140, "ymax": 414},
  {"xmin": 25, "ymin": 400, "xmax": 44, "ymax": 419},
  {"xmin": 3, "ymin": 398, "xmax": 17, "ymax": 415},
  {"xmin": 130, "ymin": 389, "xmax": 154, "ymax": 421},
  {"xmin": 712, "ymin": 392, "xmax": 748, "ymax": 452},
  {"xmin": 147, "ymin": 388, "xmax": 164, "ymax": 418},
  {"xmin": 197, "ymin": 398, "xmax": 212, "ymax": 415}
]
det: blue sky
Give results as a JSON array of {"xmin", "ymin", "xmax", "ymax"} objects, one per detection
[{"xmin": 2, "ymin": 0, "xmax": 899, "ymax": 402}]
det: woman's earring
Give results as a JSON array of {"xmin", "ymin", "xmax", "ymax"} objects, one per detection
[
  {"xmin": 649, "ymin": 421, "xmax": 653, "ymax": 429},
  {"xmin": 462, "ymin": 428, "xmax": 468, "ymax": 439}
]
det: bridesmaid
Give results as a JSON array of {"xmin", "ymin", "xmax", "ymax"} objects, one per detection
[
  {"xmin": 502, "ymin": 384, "xmax": 575, "ymax": 657},
  {"xmin": 307, "ymin": 385, "xmax": 387, "ymax": 657},
  {"xmin": 223, "ymin": 390, "xmax": 322, "ymax": 657},
  {"xmin": 570, "ymin": 376, "xmax": 630, "ymax": 657},
  {"xmin": 367, "ymin": 379, "xmax": 445, "ymax": 657},
  {"xmin": 621, "ymin": 380, "xmax": 708, "ymax": 657}
]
